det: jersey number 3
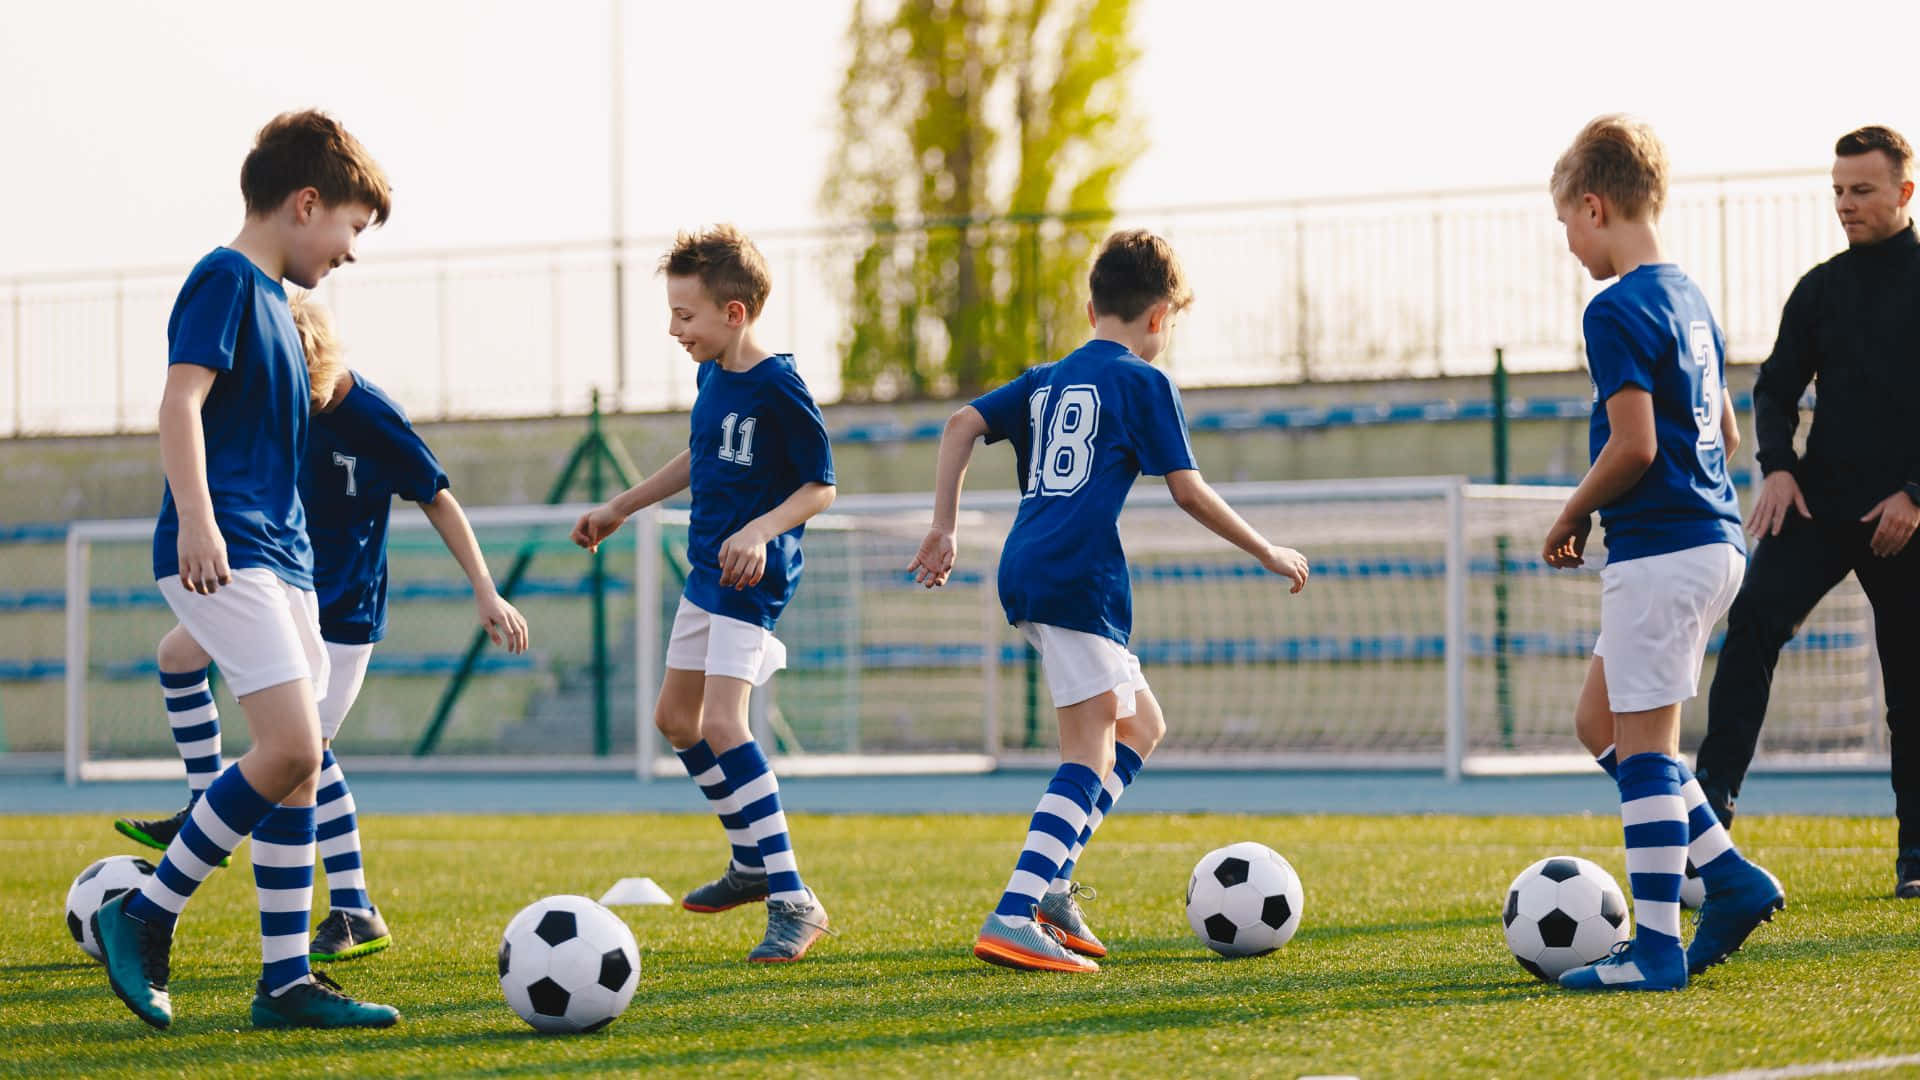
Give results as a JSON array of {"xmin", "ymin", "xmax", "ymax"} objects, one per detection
[
  {"xmin": 1688, "ymin": 321, "xmax": 1721, "ymax": 450},
  {"xmin": 1024, "ymin": 384, "xmax": 1099, "ymax": 497}
]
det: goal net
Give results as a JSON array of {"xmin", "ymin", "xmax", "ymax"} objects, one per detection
[{"xmin": 63, "ymin": 480, "xmax": 1887, "ymax": 781}]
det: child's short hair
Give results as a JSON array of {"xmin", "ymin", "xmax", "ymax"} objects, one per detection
[
  {"xmin": 1550, "ymin": 115, "xmax": 1668, "ymax": 222},
  {"xmin": 241, "ymin": 110, "xmax": 392, "ymax": 225},
  {"xmin": 1089, "ymin": 229, "xmax": 1194, "ymax": 322},
  {"xmin": 290, "ymin": 293, "xmax": 346, "ymax": 407},
  {"xmin": 658, "ymin": 224, "xmax": 772, "ymax": 318},
  {"xmin": 1835, "ymin": 125, "xmax": 1914, "ymax": 181}
]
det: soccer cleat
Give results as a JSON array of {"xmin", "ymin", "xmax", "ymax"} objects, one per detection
[
  {"xmin": 1687, "ymin": 860, "xmax": 1785, "ymax": 975},
  {"xmin": 1036, "ymin": 882, "xmax": 1106, "ymax": 958},
  {"xmin": 114, "ymin": 806, "xmax": 228, "ymax": 868},
  {"xmin": 92, "ymin": 892, "xmax": 174, "ymax": 1029},
  {"xmin": 682, "ymin": 864, "xmax": 770, "ymax": 913},
  {"xmin": 1558, "ymin": 939, "xmax": 1687, "ymax": 992},
  {"xmin": 1895, "ymin": 851, "xmax": 1920, "ymax": 900},
  {"xmin": 250, "ymin": 970, "xmax": 399, "ymax": 1029},
  {"xmin": 310, "ymin": 906, "xmax": 393, "ymax": 963},
  {"xmin": 973, "ymin": 910, "xmax": 1100, "ymax": 973},
  {"xmin": 748, "ymin": 891, "xmax": 832, "ymax": 962}
]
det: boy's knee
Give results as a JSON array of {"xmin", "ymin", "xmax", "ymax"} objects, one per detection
[
  {"xmin": 156, "ymin": 627, "xmax": 209, "ymax": 672},
  {"xmin": 1119, "ymin": 711, "xmax": 1166, "ymax": 755},
  {"xmin": 654, "ymin": 704, "xmax": 698, "ymax": 744}
]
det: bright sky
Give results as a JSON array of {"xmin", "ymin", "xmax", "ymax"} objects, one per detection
[{"xmin": 4, "ymin": 0, "xmax": 1916, "ymax": 276}]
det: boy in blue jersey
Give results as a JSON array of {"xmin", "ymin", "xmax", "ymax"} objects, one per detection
[
  {"xmin": 93, "ymin": 110, "xmax": 399, "ymax": 1030},
  {"xmin": 910, "ymin": 230, "xmax": 1310, "ymax": 972},
  {"xmin": 573, "ymin": 225, "xmax": 837, "ymax": 962},
  {"xmin": 1542, "ymin": 116, "xmax": 1784, "ymax": 992},
  {"xmin": 115, "ymin": 296, "xmax": 530, "ymax": 967}
]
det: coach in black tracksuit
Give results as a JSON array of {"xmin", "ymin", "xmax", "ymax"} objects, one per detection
[{"xmin": 1695, "ymin": 126, "xmax": 1920, "ymax": 899}]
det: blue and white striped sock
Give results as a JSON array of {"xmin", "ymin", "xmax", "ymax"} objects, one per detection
[
  {"xmin": 1674, "ymin": 759, "xmax": 1746, "ymax": 889},
  {"xmin": 1049, "ymin": 742, "xmax": 1145, "ymax": 893},
  {"xmin": 1617, "ymin": 752, "xmax": 1688, "ymax": 954},
  {"xmin": 1595, "ymin": 744, "xmax": 1618, "ymax": 779},
  {"xmin": 125, "ymin": 764, "xmax": 274, "ymax": 927},
  {"xmin": 994, "ymin": 763, "xmax": 1101, "ymax": 923},
  {"xmin": 316, "ymin": 750, "xmax": 372, "ymax": 915},
  {"xmin": 160, "ymin": 668, "xmax": 221, "ymax": 799},
  {"xmin": 252, "ymin": 803, "xmax": 316, "ymax": 995},
  {"xmin": 676, "ymin": 740, "xmax": 764, "ymax": 873},
  {"xmin": 716, "ymin": 741, "xmax": 803, "ymax": 901}
]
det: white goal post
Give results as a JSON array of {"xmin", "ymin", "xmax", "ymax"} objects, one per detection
[{"xmin": 64, "ymin": 479, "xmax": 1889, "ymax": 783}]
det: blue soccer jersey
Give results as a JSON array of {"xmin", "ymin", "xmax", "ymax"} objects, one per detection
[
  {"xmin": 972, "ymin": 338, "xmax": 1198, "ymax": 645},
  {"xmin": 152, "ymin": 248, "xmax": 315, "ymax": 589},
  {"xmin": 683, "ymin": 354, "xmax": 835, "ymax": 630},
  {"xmin": 300, "ymin": 371, "xmax": 450, "ymax": 644},
  {"xmin": 1584, "ymin": 264, "xmax": 1746, "ymax": 563}
]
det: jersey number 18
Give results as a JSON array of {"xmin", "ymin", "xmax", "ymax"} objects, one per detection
[{"xmin": 1024, "ymin": 384, "xmax": 1100, "ymax": 497}]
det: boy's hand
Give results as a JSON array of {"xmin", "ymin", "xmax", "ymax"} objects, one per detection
[
  {"xmin": 1262, "ymin": 545, "xmax": 1310, "ymax": 593},
  {"xmin": 178, "ymin": 520, "xmax": 232, "ymax": 595},
  {"xmin": 1543, "ymin": 511, "xmax": 1592, "ymax": 568},
  {"xmin": 477, "ymin": 593, "xmax": 530, "ymax": 654},
  {"xmin": 571, "ymin": 505, "xmax": 627, "ymax": 553},
  {"xmin": 718, "ymin": 526, "xmax": 770, "ymax": 589},
  {"xmin": 908, "ymin": 529, "xmax": 957, "ymax": 588}
]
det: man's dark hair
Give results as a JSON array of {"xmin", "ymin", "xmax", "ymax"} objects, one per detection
[{"xmin": 1835, "ymin": 125, "xmax": 1914, "ymax": 182}]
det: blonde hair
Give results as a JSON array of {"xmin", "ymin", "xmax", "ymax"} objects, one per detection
[
  {"xmin": 658, "ymin": 224, "xmax": 772, "ymax": 318},
  {"xmin": 1550, "ymin": 115, "xmax": 1669, "ymax": 222},
  {"xmin": 290, "ymin": 293, "xmax": 346, "ymax": 407}
]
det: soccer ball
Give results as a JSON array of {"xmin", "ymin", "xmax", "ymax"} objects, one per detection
[
  {"xmin": 1185, "ymin": 841, "xmax": 1305, "ymax": 957},
  {"xmin": 498, "ymin": 895, "xmax": 640, "ymax": 1033},
  {"xmin": 1679, "ymin": 860, "xmax": 1705, "ymax": 910},
  {"xmin": 65, "ymin": 855, "xmax": 155, "ymax": 962},
  {"xmin": 1501, "ymin": 855, "xmax": 1630, "ymax": 981}
]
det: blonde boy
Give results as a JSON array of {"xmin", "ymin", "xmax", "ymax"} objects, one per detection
[
  {"xmin": 1543, "ymin": 115, "xmax": 1783, "ymax": 991},
  {"xmin": 95, "ymin": 110, "xmax": 398, "ymax": 1030},
  {"xmin": 573, "ymin": 225, "xmax": 836, "ymax": 962},
  {"xmin": 910, "ymin": 230, "xmax": 1309, "ymax": 972}
]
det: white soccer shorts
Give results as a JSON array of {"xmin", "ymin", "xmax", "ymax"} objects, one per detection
[
  {"xmin": 664, "ymin": 597, "xmax": 788, "ymax": 685},
  {"xmin": 1018, "ymin": 621, "xmax": 1150, "ymax": 718},
  {"xmin": 316, "ymin": 640, "xmax": 375, "ymax": 741},
  {"xmin": 1592, "ymin": 541, "xmax": 1745, "ymax": 713},
  {"xmin": 157, "ymin": 567, "xmax": 331, "ymax": 700}
]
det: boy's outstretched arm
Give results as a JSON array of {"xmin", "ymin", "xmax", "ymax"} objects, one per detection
[
  {"xmin": 1165, "ymin": 469, "xmax": 1310, "ymax": 593},
  {"xmin": 571, "ymin": 449, "xmax": 693, "ymax": 553},
  {"xmin": 909, "ymin": 406, "xmax": 990, "ymax": 589},
  {"xmin": 158, "ymin": 364, "xmax": 229, "ymax": 595},
  {"xmin": 1543, "ymin": 387, "xmax": 1657, "ymax": 567},
  {"xmin": 419, "ymin": 488, "xmax": 530, "ymax": 653},
  {"xmin": 717, "ymin": 481, "xmax": 837, "ymax": 589}
]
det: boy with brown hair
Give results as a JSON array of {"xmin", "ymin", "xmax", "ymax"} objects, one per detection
[
  {"xmin": 1542, "ymin": 115, "xmax": 1782, "ymax": 991},
  {"xmin": 909, "ymin": 229, "xmax": 1310, "ymax": 972},
  {"xmin": 574, "ymin": 224, "xmax": 837, "ymax": 962},
  {"xmin": 94, "ymin": 109, "xmax": 400, "ymax": 1029}
]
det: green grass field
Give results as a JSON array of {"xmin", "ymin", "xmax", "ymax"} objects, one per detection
[{"xmin": 5, "ymin": 812, "xmax": 1914, "ymax": 1078}]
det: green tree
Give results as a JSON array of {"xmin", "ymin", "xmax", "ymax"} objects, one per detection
[{"xmin": 823, "ymin": 0, "xmax": 1142, "ymax": 400}]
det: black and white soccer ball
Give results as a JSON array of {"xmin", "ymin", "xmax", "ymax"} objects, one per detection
[
  {"xmin": 1501, "ymin": 855, "xmax": 1630, "ymax": 981},
  {"xmin": 498, "ymin": 895, "xmax": 640, "ymax": 1033},
  {"xmin": 65, "ymin": 854, "xmax": 155, "ymax": 962},
  {"xmin": 1185, "ymin": 841, "xmax": 1305, "ymax": 957}
]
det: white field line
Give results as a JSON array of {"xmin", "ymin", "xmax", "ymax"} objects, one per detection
[{"xmin": 1678, "ymin": 1054, "xmax": 1920, "ymax": 1080}]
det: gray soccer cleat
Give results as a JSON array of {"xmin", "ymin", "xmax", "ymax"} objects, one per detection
[
  {"xmin": 974, "ymin": 909, "xmax": 1099, "ymax": 973},
  {"xmin": 747, "ymin": 890, "xmax": 832, "ymax": 962},
  {"xmin": 1036, "ymin": 882, "xmax": 1106, "ymax": 957},
  {"xmin": 309, "ymin": 906, "xmax": 392, "ymax": 963},
  {"xmin": 682, "ymin": 864, "xmax": 770, "ymax": 913}
]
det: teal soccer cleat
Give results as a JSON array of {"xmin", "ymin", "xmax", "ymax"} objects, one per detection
[
  {"xmin": 92, "ymin": 892, "xmax": 174, "ymax": 1029},
  {"xmin": 250, "ymin": 971, "xmax": 399, "ymax": 1029}
]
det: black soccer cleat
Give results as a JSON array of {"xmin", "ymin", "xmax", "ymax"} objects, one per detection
[
  {"xmin": 310, "ymin": 907, "xmax": 393, "ymax": 963},
  {"xmin": 1897, "ymin": 851, "xmax": 1920, "ymax": 900},
  {"xmin": 114, "ymin": 805, "xmax": 230, "ymax": 868}
]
